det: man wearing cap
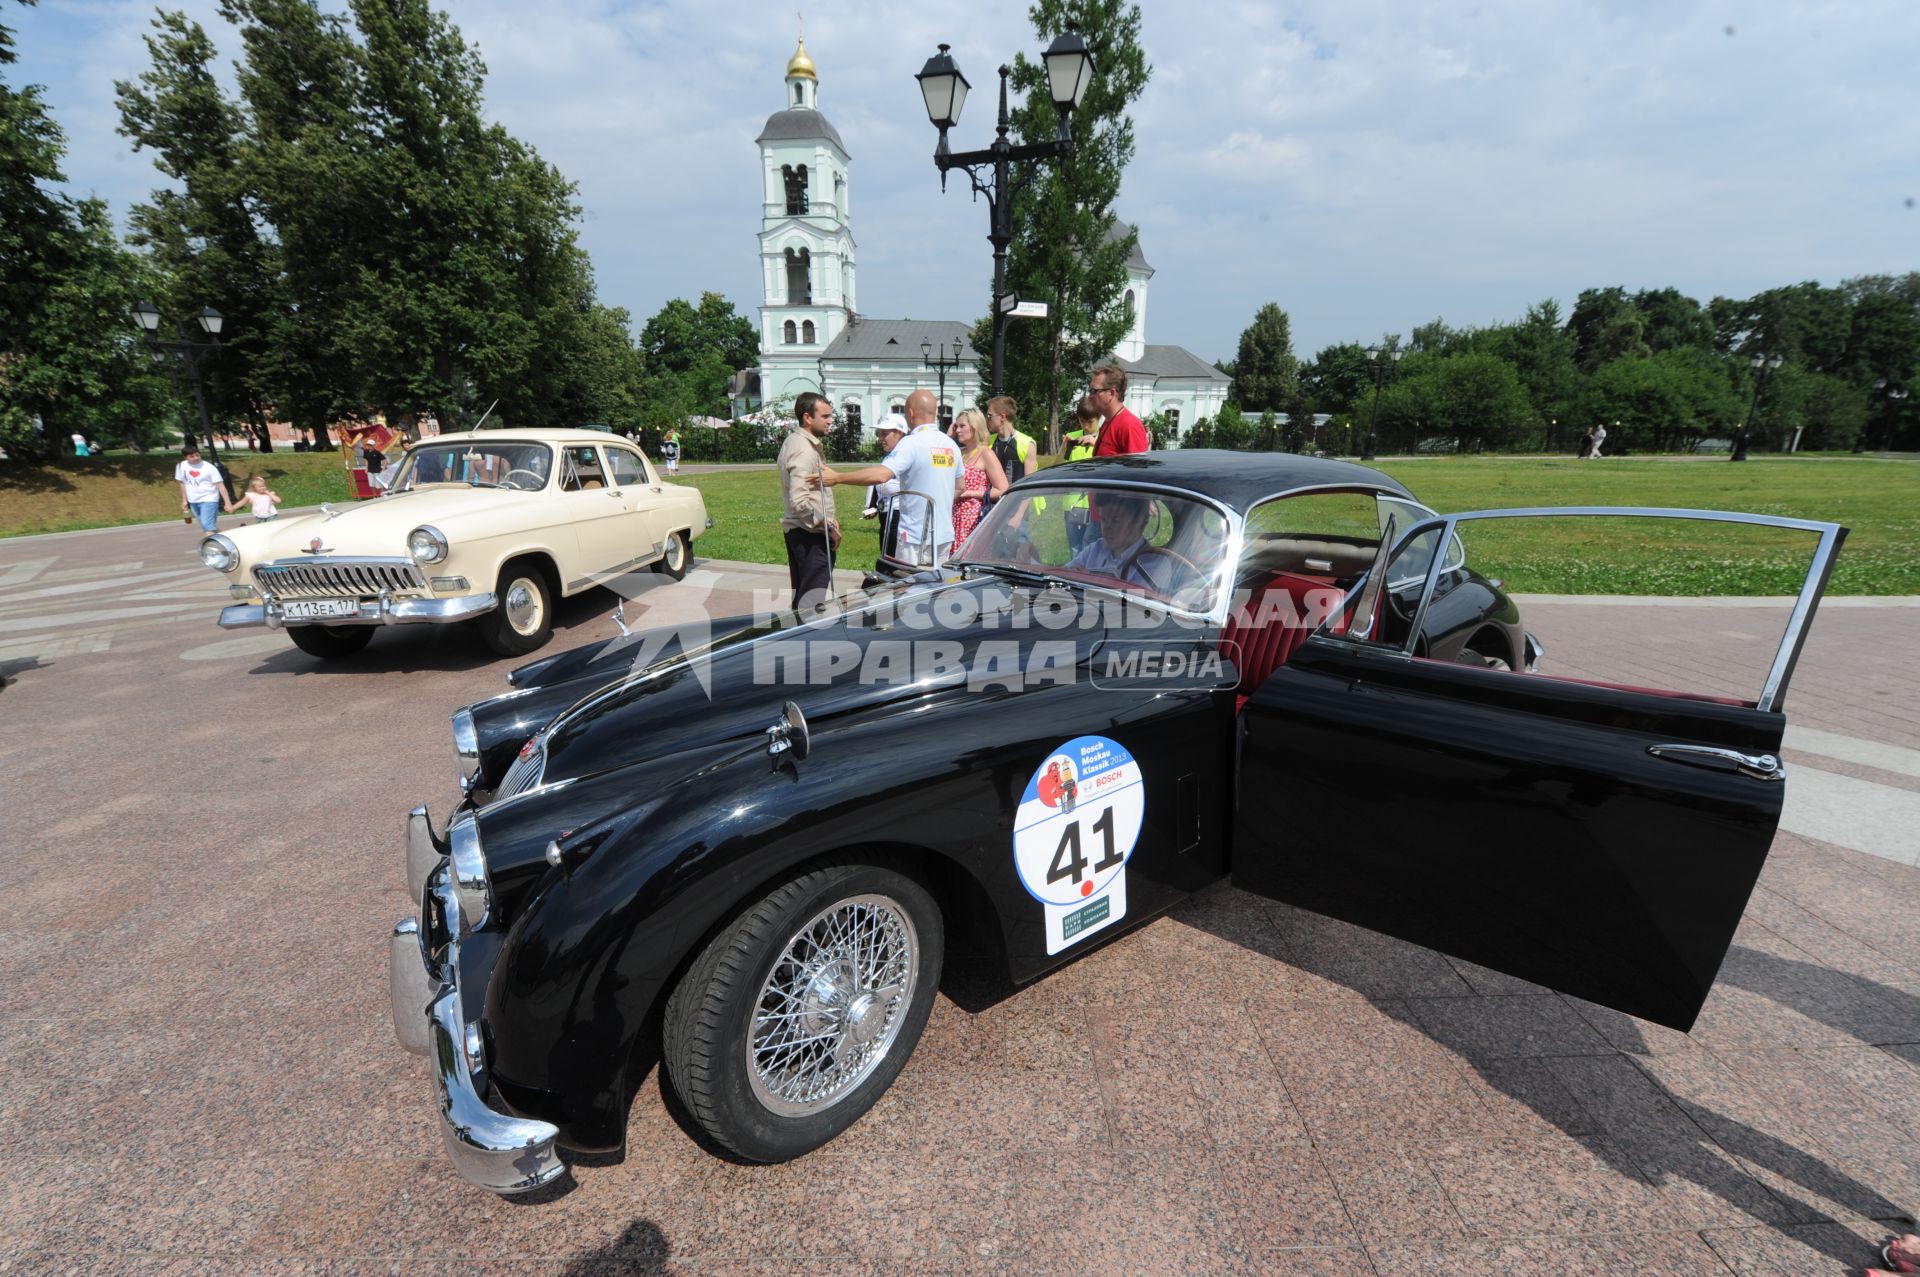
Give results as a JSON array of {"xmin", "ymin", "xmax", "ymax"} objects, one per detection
[
  {"xmin": 815, "ymin": 388, "xmax": 961, "ymax": 567},
  {"xmin": 861, "ymin": 412, "xmax": 909, "ymax": 522},
  {"xmin": 779, "ymin": 392, "xmax": 840, "ymax": 609}
]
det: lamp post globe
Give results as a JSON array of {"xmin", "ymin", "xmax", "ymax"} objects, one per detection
[
  {"xmin": 920, "ymin": 28, "xmax": 1095, "ymax": 404},
  {"xmin": 916, "ymin": 44, "xmax": 969, "ymax": 133}
]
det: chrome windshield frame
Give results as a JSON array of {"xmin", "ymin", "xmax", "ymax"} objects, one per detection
[
  {"xmin": 1323, "ymin": 505, "xmax": 1846, "ymax": 714},
  {"xmin": 953, "ymin": 477, "xmax": 1245, "ymax": 626}
]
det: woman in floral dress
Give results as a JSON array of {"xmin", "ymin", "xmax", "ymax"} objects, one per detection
[{"xmin": 951, "ymin": 408, "xmax": 1008, "ymax": 552}]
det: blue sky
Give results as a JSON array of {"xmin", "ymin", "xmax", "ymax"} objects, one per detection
[{"xmin": 12, "ymin": 0, "xmax": 1919, "ymax": 365}]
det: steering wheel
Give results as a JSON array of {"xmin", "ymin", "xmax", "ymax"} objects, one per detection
[
  {"xmin": 1125, "ymin": 545, "xmax": 1204, "ymax": 594},
  {"xmin": 502, "ymin": 468, "xmax": 546, "ymax": 491}
]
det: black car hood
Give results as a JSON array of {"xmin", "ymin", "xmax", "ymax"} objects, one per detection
[{"xmin": 530, "ymin": 572, "xmax": 1199, "ymax": 787}]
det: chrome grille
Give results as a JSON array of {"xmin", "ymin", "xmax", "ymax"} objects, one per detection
[
  {"xmin": 496, "ymin": 742, "xmax": 546, "ymax": 801},
  {"xmin": 254, "ymin": 558, "xmax": 425, "ymax": 599}
]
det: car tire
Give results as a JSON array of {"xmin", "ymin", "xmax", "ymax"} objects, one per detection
[
  {"xmin": 663, "ymin": 857, "xmax": 943, "ymax": 1163},
  {"xmin": 1457, "ymin": 640, "xmax": 1512, "ymax": 672},
  {"xmin": 286, "ymin": 624, "xmax": 373, "ymax": 659},
  {"xmin": 651, "ymin": 530, "xmax": 692, "ymax": 581},
  {"xmin": 479, "ymin": 562, "xmax": 554, "ymax": 657}
]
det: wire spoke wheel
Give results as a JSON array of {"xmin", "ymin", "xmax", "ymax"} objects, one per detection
[{"xmin": 746, "ymin": 893, "xmax": 917, "ymax": 1116}]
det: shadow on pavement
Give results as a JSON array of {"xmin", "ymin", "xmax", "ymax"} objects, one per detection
[
  {"xmin": 557, "ymin": 1219, "xmax": 676, "ymax": 1275},
  {"xmin": 237, "ymin": 588, "xmax": 621, "ymax": 677},
  {"xmin": 1174, "ymin": 892, "xmax": 1915, "ymax": 1272}
]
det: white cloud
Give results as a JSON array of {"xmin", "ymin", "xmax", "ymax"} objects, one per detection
[{"xmin": 12, "ymin": 0, "xmax": 1918, "ymax": 367}]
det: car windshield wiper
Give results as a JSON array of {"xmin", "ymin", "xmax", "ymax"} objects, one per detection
[{"xmin": 969, "ymin": 561, "xmax": 1079, "ymax": 590}]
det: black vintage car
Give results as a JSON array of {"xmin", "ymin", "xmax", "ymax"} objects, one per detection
[{"xmin": 388, "ymin": 451, "xmax": 1844, "ymax": 1194}]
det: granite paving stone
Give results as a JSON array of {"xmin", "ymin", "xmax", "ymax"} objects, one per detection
[{"xmin": 4, "ymin": 523, "xmax": 1919, "ymax": 1273}]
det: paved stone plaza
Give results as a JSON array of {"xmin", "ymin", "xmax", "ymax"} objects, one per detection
[{"xmin": 2, "ymin": 517, "xmax": 1916, "ymax": 1275}]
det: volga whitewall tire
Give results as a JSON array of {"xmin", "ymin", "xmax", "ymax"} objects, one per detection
[
  {"xmin": 664, "ymin": 858, "xmax": 942, "ymax": 1162},
  {"xmin": 479, "ymin": 561, "xmax": 553, "ymax": 657},
  {"xmin": 652, "ymin": 530, "xmax": 692, "ymax": 580}
]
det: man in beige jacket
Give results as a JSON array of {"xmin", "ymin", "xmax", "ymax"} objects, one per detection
[{"xmin": 779, "ymin": 392, "xmax": 840, "ymax": 609}]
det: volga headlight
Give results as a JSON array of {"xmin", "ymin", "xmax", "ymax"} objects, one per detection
[
  {"xmin": 199, "ymin": 534, "xmax": 239, "ymax": 573},
  {"xmin": 407, "ymin": 525, "xmax": 449, "ymax": 565}
]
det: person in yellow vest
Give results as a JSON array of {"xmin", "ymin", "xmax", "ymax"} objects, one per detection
[
  {"xmin": 1060, "ymin": 396, "xmax": 1101, "ymax": 553},
  {"xmin": 985, "ymin": 396, "xmax": 1036, "ymax": 515}
]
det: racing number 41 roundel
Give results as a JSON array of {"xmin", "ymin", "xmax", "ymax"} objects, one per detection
[{"xmin": 1014, "ymin": 735, "xmax": 1144, "ymax": 954}]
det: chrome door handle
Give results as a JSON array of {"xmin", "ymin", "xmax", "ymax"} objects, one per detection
[
  {"xmin": 1647, "ymin": 744, "xmax": 1786, "ymax": 782},
  {"xmin": 608, "ymin": 490, "xmax": 623, "ymax": 498}
]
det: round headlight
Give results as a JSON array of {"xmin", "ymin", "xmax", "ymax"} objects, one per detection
[
  {"xmin": 407, "ymin": 525, "xmax": 449, "ymax": 565},
  {"xmin": 198, "ymin": 534, "xmax": 239, "ymax": 573}
]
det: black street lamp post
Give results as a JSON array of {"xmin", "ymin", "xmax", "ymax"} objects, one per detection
[
  {"xmin": 1361, "ymin": 345, "xmax": 1401, "ymax": 461},
  {"xmin": 921, "ymin": 337, "xmax": 966, "ymax": 421},
  {"xmin": 916, "ymin": 27, "xmax": 1095, "ymax": 398},
  {"xmin": 133, "ymin": 301, "xmax": 235, "ymax": 500},
  {"xmin": 1731, "ymin": 352, "xmax": 1783, "ymax": 462}
]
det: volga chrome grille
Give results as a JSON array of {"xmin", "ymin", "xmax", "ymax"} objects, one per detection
[
  {"xmin": 254, "ymin": 558, "xmax": 426, "ymax": 599},
  {"xmin": 497, "ymin": 743, "xmax": 546, "ymax": 801}
]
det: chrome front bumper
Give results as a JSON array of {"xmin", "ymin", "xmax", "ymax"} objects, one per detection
[
  {"xmin": 389, "ymin": 806, "xmax": 564, "ymax": 1195},
  {"xmin": 220, "ymin": 592, "xmax": 498, "ymax": 630}
]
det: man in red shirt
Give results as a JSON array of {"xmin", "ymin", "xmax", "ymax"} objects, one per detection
[{"xmin": 1089, "ymin": 364, "xmax": 1147, "ymax": 456}]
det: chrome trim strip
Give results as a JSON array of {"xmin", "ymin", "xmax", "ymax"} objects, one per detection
[
  {"xmin": 447, "ymin": 812, "xmax": 491, "ymax": 930},
  {"xmin": 406, "ymin": 805, "xmax": 448, "ymax": 901},
  {"xmin": 451, "ymin": 713, "xmax": 481, "ymax": 793},
  {"xmin": 222, "ymin": 593, "xmax": 499, "ymax": 629},
  {"xmin": 389, "ymin": 918, "xmax": 434, "ymax": 1055},
  {"xmin": 427, "ymin": 989, "xmax": 565, "ymax": 1193}
]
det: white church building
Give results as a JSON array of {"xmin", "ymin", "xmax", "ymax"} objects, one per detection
[{"xmin": 744, "ymin": 36, "xmax": 1228, "ymax": 442}]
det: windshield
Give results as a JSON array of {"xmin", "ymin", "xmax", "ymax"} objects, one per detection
[
  {"xmin": 389, "ymin": 441, "xmax": 554, "ymax": 491},
  {"xmin": 953, "ymin": 485, "xmax": 1233, "ymax": 613}
]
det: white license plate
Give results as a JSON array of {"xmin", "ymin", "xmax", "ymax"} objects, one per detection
[{"xmin": 284, "ymin": 598, "xmax": 359, "ymax": 620}]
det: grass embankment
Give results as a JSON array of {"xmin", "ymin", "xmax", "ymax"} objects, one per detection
[
  {"xmin": 0, "ymin": 451, "xmax": 361, "ymax": 536},
  {"xmin": 6, "ymin": 451, "xmax": 1914, "ymax": 595}
]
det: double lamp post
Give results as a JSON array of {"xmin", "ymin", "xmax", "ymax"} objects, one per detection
[
  {"xmin": 132, "ymin": 300, "xmax": 236, "ymax": 501},
  {"xmin": 921, "ymin": 337, "xmax": 966, "ymax": 421},
  {"xmin": 915, "ymin": 27, "xmax": 1095, "ymax": 398},
  {"xmin": 1361, "ymin": 345, "xmax": 1402, "ymax": 461}
]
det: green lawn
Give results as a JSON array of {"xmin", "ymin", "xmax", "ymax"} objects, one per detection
[
  {"xmin": 682, "ymin": 454, "xmax": 1919, "ymax": 596},
  {"xmin": 6, "ymin": 451, "xmax": 1914, "ymax": 595}
]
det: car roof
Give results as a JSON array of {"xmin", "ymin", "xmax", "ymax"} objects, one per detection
[
  {"xmin": 420, "ymin": 429, "xmax": 642, "ymax": 447},
  {"xmin": 1030, "ymin": 449, "xmax": 1415, "ymax": 517}
]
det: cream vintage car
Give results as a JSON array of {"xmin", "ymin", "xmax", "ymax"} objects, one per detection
[{"xmin": 201, "ymin": 429, "xmax": 708, "ymax": 659}]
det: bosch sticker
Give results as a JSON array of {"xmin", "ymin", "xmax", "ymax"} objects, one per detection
[{"xmin": 1013, "ymin": 735, "xmax": 1144, "ymax": 954}]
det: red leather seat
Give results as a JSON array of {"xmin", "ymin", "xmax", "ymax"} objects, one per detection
[{"xmin": 1221, "ymin": 570, "xmax": 1346, "ymax": 710}]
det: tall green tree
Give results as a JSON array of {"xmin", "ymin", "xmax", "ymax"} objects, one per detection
[
  {"xmin": 2, "ymin": 1, "xmax": 176, "ymax": 456},
  {"xmin": 1567, "ymin": 287, "xmax": 1648, "ymax": 372},
  {"xmin": 638, "ymin": 292, "xmax": 758, "ymax": 421},
  {"xmin": 117, "ymin": 10, "xmax": 282, "ymax": 450},
  {"xmin": 983, "ymin": 0, "xmax": 1150, "ymax": 449},
  {"xmin": 1374, "ymin": 353, "xmax": 1533, "ymax": 452},
  {"xmin": 218, "ymin": 0, "xmax": 363, "ymax": 447},
  {"xmin": 1230, "ymin": 302, "xmax": 1297, "ymax": 412},
  {"xmin": 1300, "ymin": 342, "xmax": 1374, "ymax": 418}
]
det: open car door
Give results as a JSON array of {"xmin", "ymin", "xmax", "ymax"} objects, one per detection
[{"xmin": 1231, "ymin": 507, "xmax": 1847, "ymax": 1031}]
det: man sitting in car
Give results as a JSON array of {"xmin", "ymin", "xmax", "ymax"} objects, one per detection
[{"xmin": 1065, "ymin": 493, "xmax": 1176, "ymax": 594}]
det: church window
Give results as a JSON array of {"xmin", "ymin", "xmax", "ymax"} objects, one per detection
[
  {"xmin": 938, "ymin": 402, "xmax": 953, "ymax": 428},
  {"xmin": 783, "ymin": 320, "xmax": 797, "ymax": 344},
  {"xmin": 784, "ymin": 248, "xmax": 812, "ymax": 304},
  {"xmin": 1165, "ymin": 405, "xmax": 1181, "ymax": 436},
  {"xmin": 783, "ymin": 165, "xmax": 809, "ymax": 215},
  {"xmin": 889, "ymin": 402, "xmax": 905, "ymax": 417},
  {"xmin": 794, "ymin": 83, "xmax": 804, "ymax": 106},
  {"xmin": 1125, "ymin": 289, "xmax": 1137, "ymax": 321},
  {"xmin": 802, "ymin": 320, "xmax": 816, "ymax": 343},
  {"xmin": 842, "ymin": 401, "xmax": 862, "ymax": 433}
]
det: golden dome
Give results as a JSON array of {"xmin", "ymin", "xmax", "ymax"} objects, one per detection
[{"xmin": 786, "ymin": 35, "xmax": 817, "ymax": 80}]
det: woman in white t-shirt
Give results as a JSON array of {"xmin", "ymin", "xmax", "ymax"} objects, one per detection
[
  {"xmin": 175, "ymin": 446, "xmax": 226, "ymax": 534},
  {"xmin": 227, "ymin": 474, "xmax": 282, "ymax": 523}
]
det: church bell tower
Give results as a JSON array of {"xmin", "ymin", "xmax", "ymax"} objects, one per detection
[{"xmin": 755, "ymin": 26, "xmax": 857, "ymax": 404}]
